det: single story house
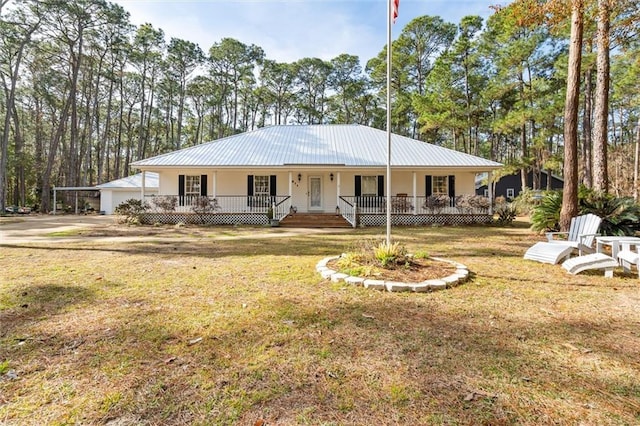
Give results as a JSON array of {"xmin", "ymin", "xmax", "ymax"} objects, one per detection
[
  {"xmin": 476, "ymin": 170, "xmax": 564, "ymax": 200},
  {"xmin": 130, "ymin": 124, "xmax": 502, "ymax": 226},
  {"xmin": 96, "ymin": 172, "xmax": 158, "ymax": 214}
]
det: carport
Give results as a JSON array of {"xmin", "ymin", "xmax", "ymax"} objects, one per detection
[{"xmin": 52, "ymin": 186, "xmax": 100, "ymax": 214}]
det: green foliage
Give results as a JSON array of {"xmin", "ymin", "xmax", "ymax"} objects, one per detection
[
  {"xmin": 580, "ymin": 191, "xmax": 640, "ymax": 236},
  {"xmin": 529, "ymin": 189, "xmax": 640, "ymax": 236},
  {"xmin": 0, "ymin": 360, "xmax": 9, "ymax": 375},
  {"xmin": 495, "ymin": 203, "xmax": 517, "ymax": 226},
  {"xmin": 529, "ymin": 190, "xmax": 563, "ymax": 232},
  {"xmin": 373, "ymin": 241, "xmax": 406, "ymax": 268}
]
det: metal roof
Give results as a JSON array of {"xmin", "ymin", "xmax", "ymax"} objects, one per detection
[
  {"xmin": 96, "ymin": 172, "xmax": 159, "ymax": 189},
  {"xmin": 131, "ymin": 125, "xmax": 502, "ymax": 170}
]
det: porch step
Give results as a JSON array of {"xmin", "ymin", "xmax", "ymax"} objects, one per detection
[{"xmin": 279, "ymin": 213, "xmax": 351, "ymax": 228}]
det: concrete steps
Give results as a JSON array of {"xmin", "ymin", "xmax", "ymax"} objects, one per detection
[{"xmin": 279, "ymin": 213, "xmax": 351, "ymax": 228}]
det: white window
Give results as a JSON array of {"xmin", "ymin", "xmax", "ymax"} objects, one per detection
[
  {"xmin": 254, "ymin": 175, "xmax": 270, "ymax": 196},
  {"xmin": 185, "ymin": 175, "xmax": 201, "ymax": 197},
  {"xmin": 362, "ymin": 176, "xmax": 377, "ymax": 196},
  {"xmin": 432, "ymin": 176, "xmax": 448, "ymax": 195},
  {"xmin": 506, "ymin": 188, "xmax": 515, "ymax": 199}
]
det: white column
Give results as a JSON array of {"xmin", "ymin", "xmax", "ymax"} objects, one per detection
[
  {"xmin": 412, "ymin": 172, "xmax": 417, "ymax": 215},
  {"xmin": 141, "ymin": 171, "xmax": 146, "ymax": 200},
  {"xmin": 336, "ymin": 172, "xmax": 341, "ymax": 206},
  {"xmin": 488, "ymin": 171, "xmax": 494, "ymax": 215},
  {"xmin": 213, "ymin": 171, "xmax": 217, "ymax": 197}
]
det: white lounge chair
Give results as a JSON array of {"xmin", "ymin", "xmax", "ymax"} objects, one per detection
[
  {"xmin": 524, "ymin": 214, "xmax": 602, "ymax": 264},
  {"xmin": 545, "ymin": 213, "xmax": 602, "ymax": 255},
  {"xmin": 617, "ymin": 241, "xmax": 640, "ymax": 278}
]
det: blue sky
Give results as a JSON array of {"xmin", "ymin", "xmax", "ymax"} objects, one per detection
[{"xmin": 112, "ymin": 0, "xmax": 506, "ymax": 64}]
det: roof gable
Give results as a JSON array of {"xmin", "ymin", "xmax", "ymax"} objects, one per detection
[{"xmin": 131, "ymin": 125, "xmax": 502, "ymax": 169}]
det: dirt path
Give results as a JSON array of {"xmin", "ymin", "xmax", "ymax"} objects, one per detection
[
  {"xmin": 0, "ymin": 214, "xmax": 117, "ymax": 244},
  {"xmin": 0, "ymin": 214, "xmax": 351, "ymax": 244}
]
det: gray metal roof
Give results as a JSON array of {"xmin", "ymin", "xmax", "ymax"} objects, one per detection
[
  {"xmin": 96, "ymin": 172, "xmax": 159, "ymax": 189},
  {"xmin": 131, "ymin": 125, "xmax": 502, "ymax": 169}
]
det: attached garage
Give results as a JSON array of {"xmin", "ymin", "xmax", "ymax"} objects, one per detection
[{"xmin": 96, "ymin": 173, "xmax": 158, "ymax": 214}]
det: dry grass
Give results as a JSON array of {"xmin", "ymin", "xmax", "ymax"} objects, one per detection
[{"xmin": 1, "ymin": 219, "xmax": 640, "ymax": 425}]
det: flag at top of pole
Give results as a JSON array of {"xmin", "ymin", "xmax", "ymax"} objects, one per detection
[{"xmin": 393, "ymin": 0, "xmax": 400, "ymax": 23}]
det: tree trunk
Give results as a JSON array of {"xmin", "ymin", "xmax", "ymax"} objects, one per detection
[
  {"xmin": 560, "ymin": 0, "xmax": 583, "ymax": 232},
  {"xmin": 582, "ymin": 49, "xmax": 593, "ymax": 188},
  {"xmin": 592, "ymin": 0, "xmax": 610, "ymax": 193}
]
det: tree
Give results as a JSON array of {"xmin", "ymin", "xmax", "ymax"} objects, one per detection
[
  {"xmin": 166, "ymin": 37, "xmax": 204, "ymax": 150},
  {"xmin": 560, "ymin": 0, "xmax": 584, "ymax": 231},
  {"xmin": 0, "ymin": 2, "xmax": 40, "ymax": 211},
  {"xmin": 592, "ymin": 0, "xmax": 610, "ymax": 192}
]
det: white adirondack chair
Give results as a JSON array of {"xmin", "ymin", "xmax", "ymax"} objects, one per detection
[{"xmin": 524, "ymin": 214, "xmax": 602, "ymax": 264}]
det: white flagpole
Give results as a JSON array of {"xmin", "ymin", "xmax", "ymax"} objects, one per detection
[{"xmin": 386, "ymin": 0, "xmax": 393, "ymax": 245}]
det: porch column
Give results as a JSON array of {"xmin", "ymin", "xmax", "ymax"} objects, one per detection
[
  {"xmin": 213, "ymin": 171, "xmax": 217, "ymax": 197},
  {"xmin": 412, "ymin": 171, "xmax": 417, "ymax": 215},
  {"xmin": 53, "ymin": 187, "xmax": 57, "ymax": 214},
  {"xmin": 488, "ymin": 171, "xmax": 494, "ymax": 215},
  {"xmin": 336, "ymin": 172, "xmax": 341, "ymax": 206},
  {"xmin": 141, "ymin": 170, "xmax": 146, "ymax": 200},
  {"xmin": 288, "ymin": 171, "xmax": 293, "ymax": 197}
]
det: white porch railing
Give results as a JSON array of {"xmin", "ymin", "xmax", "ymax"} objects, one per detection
[
  {"xmin": 144, "ymin": 195, "xmax": 291, "ymax": 220},
  {"xmin": 142, "ymin": 194, "xmax": 490, "ymax": 220},
  {"xmin": 339, "ymin": 195, "xmax": 490, "ymax": 215}
]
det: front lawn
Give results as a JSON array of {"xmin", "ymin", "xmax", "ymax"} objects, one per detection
[{"xmin": 1, "ymin": 221, "xmax": 639, "ymax": 425}]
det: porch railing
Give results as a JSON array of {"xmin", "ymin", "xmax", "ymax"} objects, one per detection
[
  {"xmin": 341, "ymin": 195, "xmax": 490, "ymax": 215},
  {"xmin": 144, "ymin": 195, "xmax": 291, "ymax": 219}
]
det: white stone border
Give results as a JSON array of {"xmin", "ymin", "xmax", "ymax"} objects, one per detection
[{"xmin": 316, "ymin": 255, "xmax": 469, "ymax": 292}]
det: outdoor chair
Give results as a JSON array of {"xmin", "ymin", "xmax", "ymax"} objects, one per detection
[{"xmin": 524, "ymin": 213, "xmax": 602, "ymax": 264}]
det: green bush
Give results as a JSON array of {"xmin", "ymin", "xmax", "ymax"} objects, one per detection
[
  {"xmin": 529, "ymin": 190, "xmax": 563, "ymax": 232},
  {"xmin": 529, "ymin": 188, "xmax": 640, "ymax": 236}
]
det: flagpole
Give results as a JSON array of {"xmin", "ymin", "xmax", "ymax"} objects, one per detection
[{"xmin": 386, "ymin": 0, "xmax": 393, "ymax": 245}]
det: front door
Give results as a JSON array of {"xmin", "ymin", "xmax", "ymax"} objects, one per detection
[{"xmin": 309, "ymin": 176, "xmax": 322, "ymax": 211}]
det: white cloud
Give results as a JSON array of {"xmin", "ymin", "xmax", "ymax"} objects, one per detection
[{"xmin": 112, "ymin": 0, "xmax": 501, "ymax": 64}]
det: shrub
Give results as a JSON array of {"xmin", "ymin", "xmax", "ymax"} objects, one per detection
[
  {"xmin": 150, "ymin": 195, "xmax": 177, "ymax": 213},
  {"xmin": 373, "ymin": 241, "xmax": 406, "ymax": 268},
  {"xmin": 529, "ymin": 188, "xmax": 640, "ymax": 235},
  {"xmin": 114, "ymin": 199, "xmax": 149, "ymax": 223}
]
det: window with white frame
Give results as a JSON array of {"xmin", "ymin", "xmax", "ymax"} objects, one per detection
[
  {"xmin": 506, "ymin": 188, "xmax": 515, "ymax": 199},
  {"xmin": 254, "ymin": 175, "xmax": 270, "ymax": 196},
  {"xmin": 362, "ymin": 176, "xmax": 377, "ymax": 196},
  {"xmin": 432, "ymin": 176, "xmax": 448, "ymax": 195},
  {"xmin": 185, "ymin": 175, "xmax": 201, "ymax": 197}
]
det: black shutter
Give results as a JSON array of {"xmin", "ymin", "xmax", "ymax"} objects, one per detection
[
  {"xmin": 355, "ymin": 175, "xmax": 361, "ymax": 197},
  {"xmin": 270, "ymin": 175, "xmax": 277, "ymax": 196},
  {"xmin": 247, "ymin": 175, "xmax": 254, "ymax": 207},
  {"xmin": 247, "ymin": 175, "xmax": 254, "ymax": 196},
  {"xmin": 425, "ymin": 175, "xmax": 432, "ymax": 197},
  {"xmin": 200, "ymin": 174, "xmax": 207, "ymax": 196},
  {"xmin": 178, "ymin": 174, "xmax": 185, "ymax": 206},
  {"xmin": 377, "ymin": 175, "xmax": 384, "ymax": 196},
  {"xmin": 448, "ymin": 175, "xmax": 456, "ymax": 197}
]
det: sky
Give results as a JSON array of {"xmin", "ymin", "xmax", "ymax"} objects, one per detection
[{"xmin": 111, "ymin": 0, "xmax": 506, "ymax": 65}]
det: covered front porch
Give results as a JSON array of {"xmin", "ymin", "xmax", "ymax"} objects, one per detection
[{"xmin": 137, "ymin": 193, "xmax": 492, "ymax": 227}]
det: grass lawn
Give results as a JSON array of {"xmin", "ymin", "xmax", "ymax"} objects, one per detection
[{"xmin": 1, "ymin": 220, "xmax": 640, "ymax": 425}]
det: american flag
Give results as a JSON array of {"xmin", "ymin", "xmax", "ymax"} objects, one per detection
[{"xmin": 392, "ymin": 0, "xmax": 399, "ymax": 23}]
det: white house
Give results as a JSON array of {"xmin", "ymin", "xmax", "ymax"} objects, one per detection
[
  {"xmin": 130, "ymin": 125, "xmax": 501, "ymax": 226},
  {"xmin": 96, "ymin": 172, "xmax": 158, "ymax": 214}
]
